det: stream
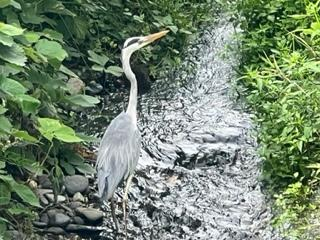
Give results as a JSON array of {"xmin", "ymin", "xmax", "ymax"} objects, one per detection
[{"xmin": 94, "ymin": 20, "xmax": 280, "ymax": 240}]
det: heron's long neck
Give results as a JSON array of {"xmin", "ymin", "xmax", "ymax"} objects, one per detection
[{"xmin": 122, "ymin": 53, "xmax": 138, "ymax": 125}]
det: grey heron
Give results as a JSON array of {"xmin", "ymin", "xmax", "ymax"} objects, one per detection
[{"xmin": 96, "ymin": 30, "xmax": 169, "ymax": 231}]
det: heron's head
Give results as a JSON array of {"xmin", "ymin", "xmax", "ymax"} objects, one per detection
[{"xmin": 121, "ymin": 30, "xmax": 169, "ymax": 60}]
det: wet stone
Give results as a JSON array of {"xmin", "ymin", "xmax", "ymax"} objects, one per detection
[
  {"xmin": 73, "ymin": 216, "xmax": 85, "ymax": 225},
  {"xmin": 68, "ymin": 201, "xmax": 82, "ymax": 209},
  {"xmin": 76, "ymin": 207, "xmax": 103, "ymax": 223},
  {"xmin": 64, "ymin": 175, "xmax": 89, "ymax": 195},
  {"xmin": 37, "ymin": 174, "xmax": 52, "ymax": 188},
  {"xmin": 40, "ymin": 213, "xmax": 49, "ymax": 225},
  {"xmin": 33, "ymin": 221, "xmax": 47, "ymax": 228},
  {"xmin": 47, "ymin": 210, "xmax": 71, "ymax": 227},
  {"xmin": 65, "ymin": 224, "xmax": 103, "ymax": 232},
  {"xmin": 46, "ymin": 227, "xmax": 65, "ymax": 235},
  {"xmin": 73, "ymin": 192, "xmax": 85, "ymax": 202},
  {"xmin": 45, "ymin": 193, "xmax": 66, "ymax": 203}
]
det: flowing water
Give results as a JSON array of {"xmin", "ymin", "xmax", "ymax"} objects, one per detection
[{"xmin": 95, "ymin": 20, "xmax": 280, "ymax": 240}]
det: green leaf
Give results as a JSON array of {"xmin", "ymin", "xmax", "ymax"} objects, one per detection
[
  {"xmin": 105, "ymin": 65, "xmax": 123, "ymax": 77},
  {"xmin": 8, "ymin": 204, "xmax": 32, "ymax": 216},
  {"xmin": 0, "ymin": 161, "xmax": 5, "ymax": 169},
  {"xmin": 66, "ymin": 94, "xmax": 100, "ymax": 107},
  {"xmin": 0, "ymin": 76, "xmax": 27, "ymax": 96},
  {"xmin": 0, "ymin": 43, "xmax": 27, "ymax": 66},
  {"xmin": 59, "ymin": 65, "xmax": 78, "ymax": 78},
  {"xmin": 0, "ymin": 0, "xmax": 10, "ymax": 8},
  {"xmin": 10, "ymin": 0, "xmax": 21, "ymax": 9},
  {"xmin": 60, "ymin": 159, "xmax": 75, "ymax": 175},
  {"xmin": 0, "ymin": 106, "xmax": 7, "ymax": 114},
  {"xmin": 42, "ymin": 28, "xmax": 64, "ymax": 42},
  {"xmin": 88, "ymin": 50, "xmax": 109, "ymax": 66},
  {"xmin": 12, "ymin": 130, "xmax": 38, "ymax": 143},
  {"xmin": 0, "ymin": 116, "xmax": 12, "ymax": 134},
  {"xmin": 24, "ymin": 31, "xmax": 40, "ymax": 43},
  {"xmin": 75, "ymin": 163, "xmax": 96, "ymax": 174},
  {"xmin": 0, "ymin": 33, "xmax": 13, "ymax": 46},
  {"xmin": 0, "ymin": 22, "xmax": 24, "ymax": 36},
  {"xmin": 35, "ymin": 39, "xmax": 68, "ymax": 62},
  {"xmin": 91, "ymin": 64, "xmax": 104, "ymax": 72},
  {"xmin": 15, "ymin": 94, "xmax": 41, "ymax": 114},
  {"xmin": 0, "ymin": 181, "xmax": 10, "ymax": 205},
  {"xmin": 38, "ymin": 118, "xmax": 84, "ymax": 143},
  {"xmin": 13, "ymin": 182, "xmax": 40, "ymax": 207},
  {"xmin": 54, "ymin": 125, "xmax": 83, "ymax": 143}
]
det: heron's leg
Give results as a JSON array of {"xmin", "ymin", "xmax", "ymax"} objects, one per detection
[
  {"xmin": 110, "ymin": 197, "xmax": 119, "ymax": 232},
  {"xmin": 123, "ymin": 174, "xmax": 134, "ymax": 233}
]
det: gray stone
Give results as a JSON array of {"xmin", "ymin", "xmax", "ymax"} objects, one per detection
[
  {"xmin": 64, "ymin": 175, "xmax": 89, "ymax": 195},
  {"xmin": 37, "ymin": 174, "xmax": 52, "ymax": 188},
  {"xmin": 46, "ymin": 227, "xmax": 65, "ymax": 235},
  {"xmin": 40, "ymin": 213, "xmax": 49, "ymax": 224},
  {"xmin": 8, "ymin": 230, "xmax": 25, "ymax": 239},
  {"xmin": 73, "ymin": 192, "xmax": 85, "ymax": 202},
  {"xmin": 37, "ymin": 189, "xmax": 52, "ymax": 206},
  {"xmin": 47, "ymin": 210, "xmax": 71, "ymax": 227},
  {"xmin": 45, "ymin": 193, "xmax": 66, "ymax": 203},
  {"xmin": 65, "ymin": 224, "xmax": 103, "ymax": 232},
  {"xmin": 68, "ymin": 201, "xmax": 82, "ymax": 209},
  {"xmin": 33, "ymin": 221, "xmax": 47, "ymax": 228},
  {"xmin": 76, "ymin": 207, "xmax": 103, "ymax": 222},
  {"xmin": 73, "ymin": 216, "xmax": 85, "ymax": 225}
]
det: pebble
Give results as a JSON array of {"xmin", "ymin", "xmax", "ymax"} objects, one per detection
[
  {"xmin": 47, "ymin": 210, "xmax": 71, "ymax": 227},
  {"xmin": 73, "ymin": 216, "xmax": 85, "ymax": 225},
  {"xmin": 46, "ymin": 227, "xmax": 65, "ymax": 235},
  {"xmin": 45, "ymin": 193, "xmax": 66, "ymax": 203},
  {"xmin": 76, "ymin": 207, "xmax": 103, "ymax": 222},
  {"xmin": 64, "ymin": 175, "xmax": 89, "ymax": 195},
  {"xmin": 37, "ymin": 189, "xmax": 52, "ymax": 206},
  {"xmin": 37, "ymin": 174, "xmax": 52, "ymax": 188},
  {"xmin": 65, "ymin": 224, "xmax": 103, "ymax": 232},
  {"xmin": 68, "ymin": 201, "xmax": 82, "ymax": 209},
  {"xmin": 73, "ymin": 192, "xmax": 85, "ymax": 202},
  {"xmin": 40, "ymin": 213, "xmax": 49, "ymax": 225},
  {"xmin": 33, "ymin": 221, "xmax": 47, "ymax": 228}
]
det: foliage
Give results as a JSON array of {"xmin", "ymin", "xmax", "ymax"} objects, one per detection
[
  {"xmin": 0, "ymin": 0, "xmax": 217, "ymax": 237},
  {"xmin": 234, "ymin": 0, "xmax": 320, "ymax": 238}
]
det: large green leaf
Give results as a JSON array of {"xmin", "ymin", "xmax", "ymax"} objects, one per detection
[
  {"xmin": 88, "ymin": 50, "xmax": 109, "ymax": 66},
  {"xmin": 0, "ymin": 76, "xmax": 27, "ymax": 96},
  {"xmin": 35, "ymin": 39, "xmax": 68, "ymax": 61},
  {"xmin": 0, "ymin": 116, "xmax": 12, "ymax": 134},
  {"xmin": 15, "ymin": 94, "xmax": 41, "ymax": 114},
  {"xmin": 12, "ymin": 130, "xmax": 38, "ymax": 143},
  {"xmin": 65, "ymin": 94, "xmax": 100, "ymax": 107},
  {"xmin": 0, "ymin": 43, "xmax": 27, "ymax": 66},
  {"xmin": 105, "ymin": 65, "xmax": 123, "ymax": 77},
  {"xmin": 13, "ymin": 182, "xmax": 40, "ymax": 207},
  {"xmin": 0, "ymin": 0, "xmax": 10, "ymax": 8},
  {"xmin": 0, "ymin": 181, "xmax": 10, "ymax": 205},
  {"xmin": 0, "ymin": 22, "xmax": 24, "ymax": 36},
  {"xmin": 0, "ymin": 106, "xmax": 7, "ymax": 114},
  {"xmin": 38, "ymin": 118, "xmax": 83, "ymax": 143},
  {"xmin": 75, "ymin": 163, "xmax": 96, "ymax": 174},
  {"xmin": 0, "ymin": 32, "xmax": 13, "ymax": 46}
]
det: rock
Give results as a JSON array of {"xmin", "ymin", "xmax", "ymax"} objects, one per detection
[
  {"xmin": 45, "ymin": 193, "xmax": 66, "ymax": 203},
  {"xmin": 73, "ymin": 192, "xmax": 85, "ymax": 202},
  {"xmin": 37, "ymin": 189, "xmax": 53, "ymax": 206},
  {"xmin": 28, "ymin": 180, "xmax": 37, "ymax": 189},
  {"xmin": 76, "ymin": 207, "xmax": 103, "ymax": 223},
  {"xmin": 65, "ymin": 224, "xmax": 103, "ymax": 232},
  {"xmin": 37, "ymin": 174, "xmax": 52, "ymax": 188},
  {"xmin": 33, "ymin": 221, "xmax": 47, "ymax": 228},
  {"xmin": 64, "ymin": 175, "xmax": 89, "ymax": 195},
  {"xmin": 40, "ymin": 213, "xmax": 49, "ymax": 225},
  {"xmin": 47, "ymin": 210, "xmax": 71, "ymax": 227},
  {"xmin": 68, "ymin": 201, "xmax": 82, "ymax": 209},
  {"xmin": 46, "ymin": 227, "xmax": 65, "ymax": 235},
  {"xmin": 73, "ymin": 216, "xmax": 85, "ymax": 225}
]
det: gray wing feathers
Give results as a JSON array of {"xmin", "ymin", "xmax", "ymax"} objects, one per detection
[{"xmin": 96, "ymin": 112, "xmax": 141, "ymax": 200}]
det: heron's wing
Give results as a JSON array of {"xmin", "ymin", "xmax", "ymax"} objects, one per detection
[{"xmin": 96, "ymin": 112, "xmax": 141, "ymax": 200}]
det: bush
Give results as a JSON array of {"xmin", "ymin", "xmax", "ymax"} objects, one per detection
[{"xmin": 235, "ymin": 0, "xmax": 320, "ymax": 238}]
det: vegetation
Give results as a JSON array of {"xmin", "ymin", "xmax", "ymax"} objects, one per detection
[
  {"xmin": 235, "ymin": 0, "xmax": 320, "ymax": 238},
  {"xmin": 0, "ymin": 0, "xmax": 215, "ymax": 237}
]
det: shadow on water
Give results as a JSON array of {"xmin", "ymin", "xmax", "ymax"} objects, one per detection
[{"xmin": 89, "ymin": 20, "xmax": 281, "ymax": 240}]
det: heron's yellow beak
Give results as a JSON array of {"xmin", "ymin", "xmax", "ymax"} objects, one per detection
[{"xmin": 143, "ymin": 30, "xmax": 169, "ymax": 45}]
